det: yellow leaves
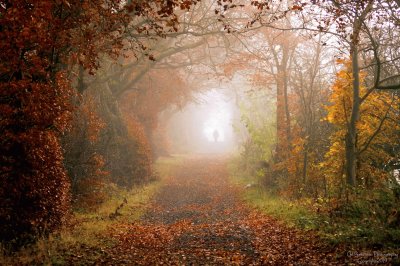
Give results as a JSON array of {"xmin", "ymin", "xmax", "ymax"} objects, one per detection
[
  {"xmin": 326, "ymin": 110, "xmax": 337, "ymax": 124},
  {"xmin": 325, "ymin": 61, "xmax": 355, "ymax": 128},
  {"xmin": 322, "ymin": 58, "xmax": 400, "ymax": 184}
]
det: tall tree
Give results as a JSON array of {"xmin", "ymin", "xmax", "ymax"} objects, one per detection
[{"xmin": 307, "ymin": 0, "xmax": 400, "ymax": 186}]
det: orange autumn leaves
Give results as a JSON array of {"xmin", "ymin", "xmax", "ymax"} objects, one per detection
[{"xmin": 323, "ymin": 60, "xmax": 400, "ymax": 187}]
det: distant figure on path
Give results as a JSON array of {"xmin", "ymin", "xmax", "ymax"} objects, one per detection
[{"xmin": 213, "ymin": 130, "xmax": 219, "ymax": 142}]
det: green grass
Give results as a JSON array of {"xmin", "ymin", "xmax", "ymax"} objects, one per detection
[
  {"xmin": 228, "ymin": 159, "xmax": 400, "ymax": 249},
  {"xmin": 0, "ymin": 156, "xmax": 183, "ymax": 265},
  {"xmin": 229, "ymin": 165, "xmax": 321, "ymax": 230},
  {"xmin": 242, "ymin": 187, "xmax": 321, "ymax": 230}
]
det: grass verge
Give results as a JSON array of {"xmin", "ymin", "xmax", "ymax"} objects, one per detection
[
  {"xmin": 228, "ymin": 162, "xmax": 321, "ymax": 231},
  {"xmin": 0, "ymin": 156, "xmax": 183, "ymax": 265},
  {"xmin": 228, "ymin": 158, "xmax": 400, "ymax": 250}
]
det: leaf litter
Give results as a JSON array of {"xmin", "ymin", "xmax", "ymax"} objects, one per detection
[{"xmin": 70, "ymin": 156, "xmax": 387, "ymax": 265}]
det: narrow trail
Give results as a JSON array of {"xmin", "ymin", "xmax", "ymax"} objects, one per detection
[{"xmin": 107, "ymin": 156, "xmax": 346, "ymax": 265}]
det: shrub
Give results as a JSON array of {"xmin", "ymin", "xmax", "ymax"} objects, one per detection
[{"xmin": 0, "ymin": 78, "xmax": 72, "ymax": 245}]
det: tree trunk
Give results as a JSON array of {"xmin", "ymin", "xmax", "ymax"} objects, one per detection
[
  {"xmin": 283, "ymin": 68, "xmax": 291, "ymax": 145},
  {"xmin": 345, "ymin": 46, "xmax": 360, "ymax": 187},
  {"xmin": 276, "ymin": 73, "xmax": 287, "ymax": 161},
  {"xmin": 275, "ymin": 54, "xmax": 291, "ymax": 162}
]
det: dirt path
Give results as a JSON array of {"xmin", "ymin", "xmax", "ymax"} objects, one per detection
[{"xmin": 107, "ymin": 156, "xmax": 346, "ymax": 265}]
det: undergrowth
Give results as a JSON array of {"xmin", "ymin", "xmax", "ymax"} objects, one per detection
[{"xmin": 228, "ymin": 157, "xmax": 400, "ymax": 249}]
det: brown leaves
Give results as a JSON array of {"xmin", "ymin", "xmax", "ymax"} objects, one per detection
[{"xmin": 86, "ymin": 158, "xmax": 347, "ymax": 265}]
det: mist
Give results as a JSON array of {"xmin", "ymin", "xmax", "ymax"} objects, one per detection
[
  {"xmin": 166, "ymin": 88, "xmax": 239, "ymax": 154},
  {"xmin": 2, "ymin": 0, "xmax": 400, "ymax": 263}
]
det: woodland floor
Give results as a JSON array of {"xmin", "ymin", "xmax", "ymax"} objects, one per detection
[{"xmin": 65, "ymin": 156, "xmax": 386, "ymax": 265}]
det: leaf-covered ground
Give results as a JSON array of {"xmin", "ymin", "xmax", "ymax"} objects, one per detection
[
  {"xmin": 62, "ymin": 156, "xmax": 396, "ymax": 265},
  {"xmin": 90, "ymin": 156, "xmax": 352, "ymax": 265}
]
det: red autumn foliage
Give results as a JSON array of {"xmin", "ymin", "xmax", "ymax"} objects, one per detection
[
  {"xmin": 0, "ymin": 0, "xmax": 131, "ymax": 243},
  {"xmin": 0, "ymin": 73, "xmax": 73, "ymax": 243},
  {"xmin": 62, "ymin": 93, "xmax": 109, "ymax": 210},
  {"xmin": 122, "ymin": 113, "xmax": 153, "ymax": 186},
  {"xmin": 72, "ymin": 153, "xmax": 110, "ymax": 211}
]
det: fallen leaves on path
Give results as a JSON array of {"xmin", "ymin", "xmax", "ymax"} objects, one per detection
[{"xmin": 99, "ymin": 156, "xmax": 351, "ymax": 265}]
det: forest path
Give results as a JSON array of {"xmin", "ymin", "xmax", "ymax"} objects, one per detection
[{"xmin": 107, "ymin": 156, "xmax": 344, "ymax": 265}]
